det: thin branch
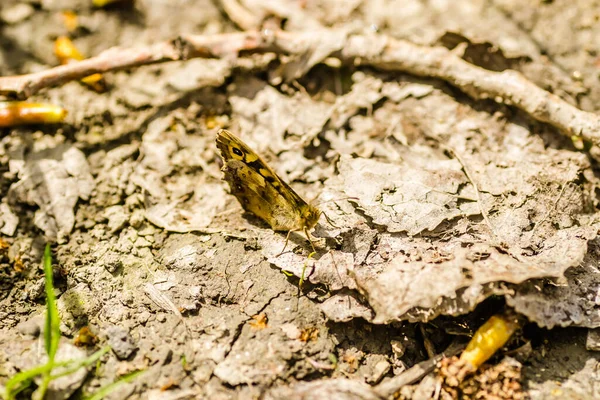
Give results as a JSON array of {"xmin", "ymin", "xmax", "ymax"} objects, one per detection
[
  {"xmin": 375, "ymin": 339, "xmax": 465, "ymax": 398},
  {"xmin": 1, "ymin": 29, "xmax": 599, "ymax": 145},
  {"xmin": 218, "ymin": 0, "xmax": 263, "ymax": 30}
]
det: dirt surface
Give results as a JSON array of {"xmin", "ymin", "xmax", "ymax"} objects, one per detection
[{"xmin": 2, "ymin": 0, "xmax": 600, "ymax": 399}]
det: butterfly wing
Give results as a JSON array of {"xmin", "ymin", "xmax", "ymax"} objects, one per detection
[{"xmin": 216, "ymin": 129, "xmax": 318, "ymax": 231}]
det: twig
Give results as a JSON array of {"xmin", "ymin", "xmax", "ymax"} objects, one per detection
[
  {"xmin": 1, "ymin": 29, "xmax": 600, "ymax": 145},
  {"xmin": 218, "ymin": 0, "xmax": 263, "ymax": 30},
  {"xmin": 217, "ymin": 0, "xmax": 324, "ymax": 31},
  {"xmin": 0, "ymin": 34, "xmax": 256, "ymax": 98},
  {"xmin": 375, "ymin": 339, "xmax": 465, "ymax": 398}
]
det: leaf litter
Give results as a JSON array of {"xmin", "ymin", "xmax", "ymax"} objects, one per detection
[
  {"xmin": 3, "ymin": 1, "xmax": 600, "ymax": 398},
  {"xmin": 2, "ymin": 68, "xmax": 599, "ymax": 400},
  {"xmin": 260, "ymin": 80, "xmax": 599, "ymax": 326}
]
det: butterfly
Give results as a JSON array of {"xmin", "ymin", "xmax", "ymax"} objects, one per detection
[{"xmin": 216, "ymin": 129, "xmax": 321, "ymax": 253}]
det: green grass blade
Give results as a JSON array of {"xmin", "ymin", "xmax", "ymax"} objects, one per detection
[
  {"xmin": 3, "ymin": 347, "xmax": 110, "ymax": 400},
  {"xmin": 3, "ymin": 363, "xmax": 54, "ymax": 400},
  {"xmin": 39, "ymin": 243, "xmax": 61, "ymax": 399},
  {"xmin": 83, "ymin": 370, "xmax": 146, "ymax": 400},
  {"xmin": 4, "ymin": 379, "xmax": 30, "ymax": 400},
  {"xmin": 2, "ymin": 358, "xmax": 73, "ymax": 399},
  {"xmin": 43, "ymin": 244, "xmax": 60, "ymax": 359},
  {"xmin": 49, "ymin": 346, "xmax": 111, "ymax": 380},
  {"xmin": 4, "ymin": 247, "xmax": 111, "ymax": 400}
]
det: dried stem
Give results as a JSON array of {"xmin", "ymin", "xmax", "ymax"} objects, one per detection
[
  {"xmin": 1, "ymin": 29, "xmax": 599, "ymax": 144},
  {"xmin": 218, "ymin": 0, "xmax": 263, "ymax": 30}
]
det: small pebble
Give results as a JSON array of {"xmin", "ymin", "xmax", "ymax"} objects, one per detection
[
  {"xmin": 17, "ymin": 316, "xmax": 41, "ymax": 337},
  {"xmin": 586, "ymin": 328, "xmax": 600, "ymax": 351},
  {"xmin": 106, "ymin": 325, "xmax": 137, "ymax": 359},
  {"xmin": 1, "ymin": 3, "xmax": 34, "ymax": 24}
]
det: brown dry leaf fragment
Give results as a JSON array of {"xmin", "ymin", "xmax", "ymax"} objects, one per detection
[
  {"xmin": 270, "ymin": 28, "xmax": 349, "ymax": 84},
  {"xmin": 299, "ymin": 327, "xmax": 319, "ymax": 342},
  {"xmin": 8, "ymin": 143, "xmax": 94, "ymax": 241},
  {"xmin": 223, "ymin": 0, "xmax": 324, "ymax": 31},
  {"xmin": 0, "ymin": 201, "xmax": 19, "ymax": 236},
  {"xmin": 320, "ymin": 292, "xmax": 374, "ymax": 323},
  {"xmin": 327, "ymin": 73, "xmax": 385, "ymax": 130},
  {"xmin": 506, "ymin": 242, "xmax": 600, "ymax": 329},
  {"xmin": 228, "ymin": 77, "xmax": 332, "ymax": 154},
  {"xmin": 73, "ymin": 326, "xmax": 98, "ymax": 347},
  {"xmin": 249, "ymin": 313, "xmax": 268, "ymax": 330},
  {"xmin": 338, "ymin": 154, "xmax": 469, "ymax": 235},
  {"xmin": 361, "ymin": 231, "xmax": 594, "ymax": 324},
  {"xmin": 264, "ymin": 378, "xmax": 380, "ymax": 400},
  {"xmin": 131, "ymin": 116, "xmax": 226, "ymax": 233}
]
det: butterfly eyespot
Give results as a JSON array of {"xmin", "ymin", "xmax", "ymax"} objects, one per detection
[{"xmin": 232, "ymin": 147, "xmax": 244, "ymax": 157}]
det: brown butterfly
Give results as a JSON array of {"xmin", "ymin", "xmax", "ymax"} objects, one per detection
[{"xmin": 216, "ymin": 129, "xmax": 321, "ymax": 253}]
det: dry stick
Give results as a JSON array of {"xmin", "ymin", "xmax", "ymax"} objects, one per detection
[
  {"xmin": 218, "ymin": 0, "xmax": 263, "ymax": 30},
  {"xmin": 375, "ymin": 339, "xmax": 465, "ymax": 398},
  {"xmin": 0, "ymin": 32, "xmax": 275, "ymax": 98},
  {"xmin": 218, "ymin": 0, "xmax": 325, "ymax": 31},
  {"xmin": 1, "ymin": 29, "xmax": 599, "ymax": 144}
]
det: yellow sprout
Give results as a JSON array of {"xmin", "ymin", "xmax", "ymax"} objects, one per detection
[{"xmin": 0, "ymin": 102, "xmax": 67, "ymax": 127}]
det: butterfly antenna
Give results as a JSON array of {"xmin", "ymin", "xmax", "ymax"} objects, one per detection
[
  {"xmin": 321, "ymin": 212, "xmax": 339, "ymax": 228},
  {"xmin": 315, "ymin": 196, "xmax": 359, "ymax": 206},
  {"xmin": 316, "ymin": 197, "xmax": 358, "ymax": 228}
]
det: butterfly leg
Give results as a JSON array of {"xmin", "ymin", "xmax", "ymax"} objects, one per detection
[
  {"xmin": 277, "ymin": 229, "xmax": 317, "ymax": 256},
  {"xmin": 304, "ymin": 227, "xmax": 317, "ymax": 254},
  {"xmin": 277, "ymin": 230, "xmax": 294, "ymax": 256}
]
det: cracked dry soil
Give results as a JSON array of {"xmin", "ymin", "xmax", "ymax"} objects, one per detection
[{"xmin": 3, "ymin": 0, "xmax": 600, "ymax": 399}]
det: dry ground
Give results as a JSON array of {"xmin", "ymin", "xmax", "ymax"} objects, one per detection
[{"xmin": 2, "ymin": 1, "xmax": 600, "ymax": 399}]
